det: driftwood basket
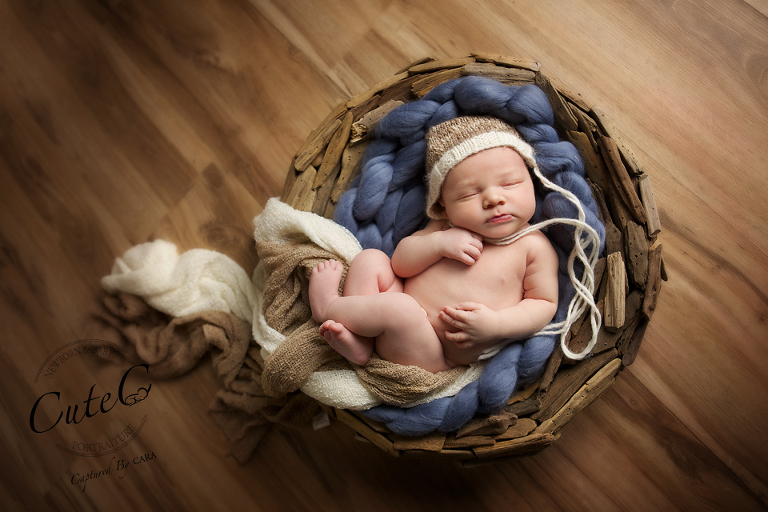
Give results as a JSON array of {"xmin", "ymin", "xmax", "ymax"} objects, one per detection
[{"xmin": 280, "ymin": 54, "xmax": 664, "ymax": 464}]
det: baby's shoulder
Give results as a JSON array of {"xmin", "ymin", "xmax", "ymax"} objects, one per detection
[
  {"xmin": 511, "ymin": 230, "xmax": 558, "ymax": 259},
  {"xmin": 522, "ymin": 229, "xmax": 555, "ymax": 247}
]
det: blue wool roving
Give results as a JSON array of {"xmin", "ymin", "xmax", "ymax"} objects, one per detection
[{"xmin": 333, "ymin": 75, "xmax": 605, "ymax": 435}]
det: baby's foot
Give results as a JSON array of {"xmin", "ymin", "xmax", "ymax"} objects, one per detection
[
  {"xmin": 308, "ymin": 259, "xmax": 344, "ymax": 323},
  {"xmin": 319, "ymin": 320, "xmax": 373, "ymax": 366}
]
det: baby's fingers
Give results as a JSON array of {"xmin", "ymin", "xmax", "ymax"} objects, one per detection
[
  {"xmin": 451, "ymin": 242, "xmax": 481, "ymax": 265},
  {"xmin": 440, "ymin": 307, "xmax": 466, "ymax": 325},
  {"xmin": 444, "ymin": 330, "xmax": 473, "ymax": 346},
  {"xmin": 465, "ymin": 243, "xmax": 482, "ymax": 260},
  {"xmin": 439, "ymin": 309, "xmax": 457, "ymax": 327},
  {"xmin": 450, "ymin": 303, "xmax": 484, "ymax": 316},
  {"xmin": 458, "ymin": 248, "xmax": 480, "ymax": 265}
]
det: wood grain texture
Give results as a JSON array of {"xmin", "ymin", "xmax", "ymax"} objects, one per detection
[{"xmin": 1, "ymin": 0, "xmax": 767, "ymax": 510}]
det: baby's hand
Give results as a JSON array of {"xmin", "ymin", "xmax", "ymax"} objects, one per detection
[
  {"xmin": 438, "ymin": 227, "xmax": 483, "ymax": 265},
  {"xmin": 439, "ymin": 302, "xmax": 500, "ymax": 347}
]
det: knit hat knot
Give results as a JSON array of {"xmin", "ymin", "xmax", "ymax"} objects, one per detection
[{"xmin": 424, "ymin": 116, "xmax": 537, "ymax": 219}]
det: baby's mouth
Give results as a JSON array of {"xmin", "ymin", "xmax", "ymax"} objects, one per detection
[{"xmin": 487, "ymin": 214, "xmax": 513, "ymax": 224}]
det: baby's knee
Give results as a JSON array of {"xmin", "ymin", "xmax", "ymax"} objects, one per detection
[
  {"xmin": 385, "ymin": 294, "xmax": 428, "ymax": 324},
  {"xmin": 346, "ymin": 249, "xmax": 399, "ymax": 295},
  {"xmin": 352, "ymin": 249, "xmax": 391, "ymax": 268}
]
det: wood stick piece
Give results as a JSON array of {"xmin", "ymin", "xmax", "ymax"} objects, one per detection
[
  {"xmin": 568, "ymin": 299, "xmax": 606, "ymax": 355},
  {"xmin": 571, "ymin": 107, "xmax": 600, "ymax": 152},
  {"xmin": 293, "ymin": 100, "xmax": 347, "ymax": 170},
  {"xmin": 444, "ymin": 436, "xmax": 497, "ymax": 449},
  {"xmin": 535, "ymin": 74, "xmax": 592, "ymax": 113},
  {"xmin": 470, "ymin": 52, "xmax": 541, "ymax": 71},
  {"xmin": 507, "ymin": 395, "xmax": 542, "ymax": 417},
  {"xmin": 605, "ymin": 252, "xmax": 627, "ymax": 331},
  {"xmin": 331, "ymin": 141, "xmax": 368, "ymax": 203},
  {"xmin": 590, "ymin": 107, "xmax": 642, "ymax": 175},
  {"xmin": 639, "ymin": 174, "xmax": 662, "ymax": 237},
  {"xmin": 408, "ymin": 56, "xmax": 475, "ymax": 74},
  {"xmin": 532, "ymin": 348, "xmax": 618, "ymax": 422},
  {"xmin": 294, "ymin": 118, "xmax": 342, "ymax": 172},
  {"xmin": 508, "ymin": 378, "xmax": 541, "ymax": 405},
  {"xmin": 535, "ymin": 73, "xmax": 578, "ymax": 131},
  {"xmin": 536, "ymin": 358, "xmax": 622, "ymax": 435},
  {"xmin": 352, "ymin": 408, "xmax": 391, "ymax": 433},
  {"xmin": 616, "ymin": 306, "xmax": 642, "ymax": 363},
  {"xmin": 396, "ymin": 56, "xmax": 435, "ymax": 74},
  {"xmin": 411, "ymin": 68, "xmax": 463, "ymax": 98},
  {"xmin": 284, "ymin": 166, "xmax": 317, "ymax": 212},
  {"xmin": 402, "ymin": 448, "xmax": 474, "ymax": 459},
  {"xmin": 281, "ymin": 156, "xmax": 299, "ymax": 202},
  {"xmin": 569, "ymin": 131, "xmax": 611, "ymax": 193},
  {"xmin": 597, "ymin": 290, "xmax": 640, "ymax": 355},
  {"xmin": 589, "ymin": 180, "xmax": 623, "ymax": 255},
  {"xmin": 455, "ymin": 411, "xmax": 516, "ymax": 438},
  {"xmin": 322, "ymin": 198, "xmax": 336, "ymax": 220},
  {"xmin": 599, "ymin": 135, "xmax": 647, "ymax": 225},
  {"xmin": 393, "ymin": 432, "xmax": 446, "ymax": 451},
  {"xmin": 314, "ymin": 111, "xmax": 353, "ymax": 189},
  {"xmin": 312, "ymin": 163, "xmax": 340, "ymax": 216},
  {"xmin": 539, "ymin": 347, "xmax": 563, "ymax": 393},
  {"xmin": 379, "ymin": 74, "xmax": 423, "ymax": 104},
  {"xmin": 643, "ymin": 242, "xmax": 663, "ymax": 320},
  {"xmin": 347, "ymin": 71, "xmax": 409, "ymax": 109},
  {"xmin": 350, "ymin": 100, "xmax": 404, "ymax": 144},
  {"xmin": 348, "ymin": 95, "xmax": 381, "ymax": 126},
  {"xmin": 622, "ymin": 317, "xmax": 649, "ymax": 367},
  {"xmin": 496, "ymin": 418, "xmax": 537, "ymax": 440},
  {"xmin": 472, "ymin": 432, "xmax": 556, "ymax": 458},
  {"xmin": 334, "ymin": 409, "xmax": 400, "ymax": 457},
  {"xmin": 460, "ymin": 62, "xmax": 536, "ymax": 84},
  {"xmin": 624, "ymin": 220, "xmax": 649, "ymax": 289}
]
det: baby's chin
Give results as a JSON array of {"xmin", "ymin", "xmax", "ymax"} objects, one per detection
[{"xmin": 483, "ymin": 218, "xmax": 527, "ymax": 234}]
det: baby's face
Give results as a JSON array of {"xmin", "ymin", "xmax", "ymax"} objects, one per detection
[{"xmin": 439, "ymin": 147, "xmax": 536, "ymax": 239}]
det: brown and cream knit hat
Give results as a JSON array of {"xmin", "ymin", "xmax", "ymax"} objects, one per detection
[{"xmin": 424, "ymin": 116, "xmax": 537, "ymax": 219}]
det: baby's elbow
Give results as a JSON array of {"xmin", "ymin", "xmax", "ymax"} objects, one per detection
[
  {"xmin": 390, "ymin": 256, "xmax": 413, "ymax": 278},
  {"xmin": 534, "ymin": 298, "xmax": 558, "ymax": 330},
  {"xmin": 544, "ymin": 299, "xmax": 558, "ymax": 324}
]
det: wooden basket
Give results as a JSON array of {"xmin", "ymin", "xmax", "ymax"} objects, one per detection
[{"xmin": 281, "ymin": 54, "xmax": 664, "ymax": 464}]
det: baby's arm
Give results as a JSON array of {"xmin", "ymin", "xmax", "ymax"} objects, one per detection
[
  {"xmin": 440, "ymin": 234, "xmax": 559, "ymax": 347},
  {"xmin": 391, "ymin": 220, "xmax": 483, "ymax": 277}
]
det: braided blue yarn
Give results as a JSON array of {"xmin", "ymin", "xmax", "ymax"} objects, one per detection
[{"xmin": 334, "ymin": 76, "xmax": 606, "ymax": 435}]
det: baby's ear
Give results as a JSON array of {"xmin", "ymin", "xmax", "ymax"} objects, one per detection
[{"xmin": 437, "ymin": 196, "xmax": 447, "ymax": 215}]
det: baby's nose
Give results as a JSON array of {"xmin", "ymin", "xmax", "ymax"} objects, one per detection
[{"xmin": 483, "ymin": 189, "xmax": 505, "ymax": 208}]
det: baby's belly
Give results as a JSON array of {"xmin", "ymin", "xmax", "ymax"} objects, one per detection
[{"xmin": 403, "ymin": 257, "xmax": 524, "ymax": 365}]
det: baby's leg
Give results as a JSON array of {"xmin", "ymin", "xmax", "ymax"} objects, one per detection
[
  {"xmin": 309, "ymin": 261, "xmax": 451, "ymax": 372},
  {"xmin": 371, "ymin": 296, "xmax": 454, "ymax": 373},
  {"xmin": 309, "ymin": 249, "xmax": 402, "ymax": 366},
  {"xmin": 309, "ymin": 260, "xmax": 374, "ymax": 365},
  {"xmin": 317, "ymin": 320, "xmax": 373, "ymax": 366},
  {"xmin": 343, "ymin": 248, "xmax": 403, "ymax": 296}
]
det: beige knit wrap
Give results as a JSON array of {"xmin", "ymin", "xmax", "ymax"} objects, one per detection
[{"xmin": 256, "ymin": 238, "xmax": 469, "ymax": 405}]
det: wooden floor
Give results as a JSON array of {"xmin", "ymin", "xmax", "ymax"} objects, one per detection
[{"xmin": 2, "ymin": 0, "xmax": 767, "ymax": 510}]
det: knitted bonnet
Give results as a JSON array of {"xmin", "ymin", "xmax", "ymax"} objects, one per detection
[{"xmin": 424, "ymin": 116, "xmax": 538, "ymax": 220}]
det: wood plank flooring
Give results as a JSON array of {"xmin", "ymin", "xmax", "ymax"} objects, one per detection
[{"xmin": 1, "ymin": 0, "xmax": 767, "ymax": 510}]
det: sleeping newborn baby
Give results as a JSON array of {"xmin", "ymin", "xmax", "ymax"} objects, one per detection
[{"xmin": 309, "ymin": 116, "xmax": 559, "ymax": 373}]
